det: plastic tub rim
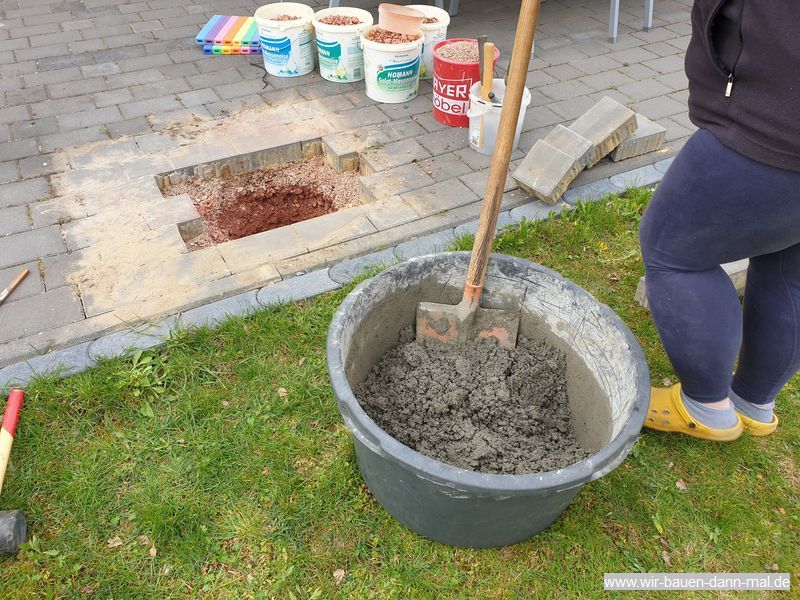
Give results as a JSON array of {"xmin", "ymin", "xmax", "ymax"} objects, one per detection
[{"xmin": 327, "ymin": 252, "xmax": 650, "ymax": 495}]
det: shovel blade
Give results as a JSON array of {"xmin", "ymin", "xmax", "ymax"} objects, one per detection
[{"xmin": 416, "ymin": 301, "xmax": 519, "ymax": 349}]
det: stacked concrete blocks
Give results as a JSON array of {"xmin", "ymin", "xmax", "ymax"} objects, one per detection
[
  {"xmin": 611, "ymin": 114, "xmax": 667, "ymax": 162},
  {"xmin": 512, "ymin": 125, "xmax": 593, "ymax": 204},
  {"xmin": 569, "ymin": 96, "xmax": 637, "ymax": 168}
]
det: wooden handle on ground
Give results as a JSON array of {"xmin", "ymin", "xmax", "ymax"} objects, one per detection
[
  {"xmin": 481, "ymin": 42, "xmax": 495, "ymax": 101},
  {"xmin": 0, "ymin": 269, "xmax": 29, "ymax": 306},
  {"xmin": 465, "ymin": 0, "xmax": 541, "ymax": 295}
]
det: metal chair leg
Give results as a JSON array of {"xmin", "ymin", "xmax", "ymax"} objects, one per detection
[
  {"xmin": 448, "ymin": 0, "xmax": 459, "ymax": 17},
  {"xmin": 643, "ymin": 0, "xmax": 654, "ymax": 31},
  {"xmin": 329, "ymin": 0, "xmax": 340, "ymax": 7},
  {"xmin": 608, "ymin": 0, "xmax": 620, "ymax": 42},
  {"xmin": 435, "ymin": 0, "xmax": 444, "ymax": 9}
]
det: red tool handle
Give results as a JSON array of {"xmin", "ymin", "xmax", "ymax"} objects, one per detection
[{"xmin": 2, "ymin": 390, "xmax": 24, "ymax": 437}]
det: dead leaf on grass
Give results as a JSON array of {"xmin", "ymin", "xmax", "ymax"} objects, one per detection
[
  {"xmin": 278, "ymin": 387, "xmax": 288, "ymax": 398},
  {"xmin": 298, "ymin": 357, "xmax": 306, "ymax": 366},
  {"xmin": 766, "ymin": 563, "xmax": 779, "ymax": 572},
  {"xmin": 333, "ymin": 568, "xmax": 346, "ymax": 585},
  {"xmin": 107, "ymin": 536, "xmax": 123, "ymax": 549},
  {"xmin": 676, "ymin": 479, "xmax": 687, "ymax": 490},
  {"xmin": 661, "ymin": 550, "xmax": 672, "ymax": 567},
  {"xmin": 138, "ymin": 535, "xmax": 150, "ymax": 546},
  {"xmin": 661, "ymin": 378, "xmax": 673, "ymax": 387},
  {"xmin": 80, "ymin": 585, "xmax": 95, "ymax": 595},
  {"xmin": 149, "ymin": 545, "xmax": 157, "ymax": 557}
]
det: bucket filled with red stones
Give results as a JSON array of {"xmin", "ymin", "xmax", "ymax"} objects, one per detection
[{"xmin": 433, "ymin": 38, "xmax": 500, "ymax": 127}]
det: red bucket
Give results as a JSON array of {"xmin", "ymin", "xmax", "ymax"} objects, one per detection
[{"xmin": 432, "ymin": 38, "xmax": 500, "ymax": 128}]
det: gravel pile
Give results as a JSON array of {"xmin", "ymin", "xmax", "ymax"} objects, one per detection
[
  {"xmin": 364, "ymin": 27, "xmax": 420, "ymax": 44},
  {"xmin": 422, "ymin": 16, "xmax": 439, "ymax": 23},
  {"xmin": 272, "ymin": 14, "xmax": 300, "ymax": 21},
  {"xmin": 435, "ymin": 40, "xmax": 479, "ymax": 62}
]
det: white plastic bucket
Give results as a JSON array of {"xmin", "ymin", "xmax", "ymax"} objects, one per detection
[
  {"xmin": 255, "ymin": 3, "xmax": 315, "ymax": 77},
  {"xmin": 467, "ymin": 80, "xmax": 531, "ymax": 155},
  {"xmin": 313, "ymin": 8, "xmax": 373, "ymax": 82},
  {"xmin": 406, "ymin": 5, "xmax": 450, "ymax": 80},
  {"xmin": 360, "ymin": 27, "xmax": 423, "ymax": 104}
]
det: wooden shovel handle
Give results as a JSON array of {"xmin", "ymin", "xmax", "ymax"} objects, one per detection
[
  {"xmin": 0, "ymin": 269, "xmax": 29, "ymax": 306},
  {"xmin": 465, "ymin": 0, "xmax": 541, "ymax": 295},
  {"xmin": 481, "ymin": 42, "xmax": 495, "ymax": 100}
]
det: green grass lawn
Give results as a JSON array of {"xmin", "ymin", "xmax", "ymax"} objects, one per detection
[{"xmin": 1, "ymin": 189, "xmax": 798, "ymax": 598}]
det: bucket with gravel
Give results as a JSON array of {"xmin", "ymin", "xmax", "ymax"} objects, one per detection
[
  {"xmin": 360, "ymin": 26, "xmax": 424, "ymax": 103},
  {"xmin": 313, "ymin": 7, "xmax": 373, "ymax": 82},
  {"xmin": 327, "ymin": 252, "xmax": 649, "ymax": 547},
  {"xmin": 433, "ymin": 38, "xmax": 499, "ymax": 127},
  {"xmin": 255, "ymin": 2, "xmax": 315, "ymax": 77},
  {"xmin": 406, "ymin": 5, "xmax": 450, "ymax": 80}
]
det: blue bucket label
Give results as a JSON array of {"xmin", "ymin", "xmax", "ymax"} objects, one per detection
[
  {"xmin": 376, "ymin": 56, "xmax": 420, "ymax": 91},
  {"xmin": 260, "ymin": 34, "xmax": 292, "ymax": 66}
]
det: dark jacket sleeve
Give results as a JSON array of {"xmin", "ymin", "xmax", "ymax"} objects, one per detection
[{"xmin": 685, "ymin": 0, "xmax": 800, "ymax": 172}]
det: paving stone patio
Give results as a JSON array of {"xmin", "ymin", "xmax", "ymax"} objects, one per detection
[{"xmin": 0, "ymin": 0, "xmax": 696, "ymax": 378}]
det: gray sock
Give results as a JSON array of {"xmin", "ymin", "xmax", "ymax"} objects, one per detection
[
  {"xmin": 681, "ymin": 392, "xmax": 739, "ymax": 429},
  {"xmin": 730, "ymin": 389, "xmax": 775, "ymax": 423}
]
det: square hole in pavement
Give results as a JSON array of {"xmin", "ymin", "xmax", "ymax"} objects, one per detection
[{"xmin": 156, "ymin": 141, "xmax": 362, "ymax": 251}]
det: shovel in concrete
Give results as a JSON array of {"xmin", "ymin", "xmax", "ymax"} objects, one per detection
[{"xmin": 416, "ymin": 0, "xmax": 542, "ymax": 349}]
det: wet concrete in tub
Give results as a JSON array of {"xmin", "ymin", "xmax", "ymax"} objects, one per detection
[{"xmin": 355, "ymin": 327, "xmax": 592, "ymax": 475}]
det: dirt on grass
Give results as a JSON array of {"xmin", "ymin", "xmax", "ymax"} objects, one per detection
[
  {"xmin": 355, "ymin": 327, "xmax": 592, "ymax": 475},
  {"xmin": 166, "ymin": 156, "xmax": 360, "ymax": 249}
]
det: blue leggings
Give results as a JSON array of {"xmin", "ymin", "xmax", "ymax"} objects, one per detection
[{"xmin": 639, "ymin": 129, "xmax": 800, "ymax": 404}]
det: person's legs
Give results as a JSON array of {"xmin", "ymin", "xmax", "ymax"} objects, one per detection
[
  {"xmin": 731, "ymin": 243, "xmax": 800, "ymax": 420},
  {"xmin": 639, "ymin": 129, "xmax": 800, "ymax": 431}
]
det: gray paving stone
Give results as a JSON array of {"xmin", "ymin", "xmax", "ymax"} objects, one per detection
[
  {"xmin": 0, "ymin": 286, "xmax": 84, "ymax": 343},
  {"xmin": 400, "ymin": 178, "xmax": 479, "ymax": 217},
  {"xmin": 88, "ymin": 317, "xmax": 178, "ymax": 360},
  {"xmin": 360, "ymin": 138, "xmax": 431, "ymax": 175},
  {"xmin": 0, "ymin": 341, "xmax": 93, "ymax": 390},
  {"xmin": 178, "ymin": 291, "xmax": 260, "ymax": 329},
  {"xmin": 0, "ymin": 161, "xmax": 18, "ymax": 185},
  {"xmin": 119, "ymin": 95, "xmax": 182, "ymax": 119},
  {"xmin": 562, "ymin": 178, "xmax": 620, "ymax": 205},
  {"xmin": 257, "ymin": 270, "xmax": 340, "ymax": 306},
  {"xmin": 0, "ymin": 262, "xmax": 42, "ymax": 302},
  {"xmin": 611, "ymin": 114, "xmax": 667, "ymax": 161},
  {"xmin": 0, "ymin": 226, "xmax": 65, "ymax": 269},
  {"xmin": 394, "ymin": 229, "xmax": 457, "ymax": 260},
  {"xmin": 0, "ymin": 140, "xmax": 39, "ymax": 162},
  {"xmin": 292, "ymin": 207, "xmax": 377, "ymax": 252},
  {"xmin": 653, "ymin": 156, "xmax": 675, "ymax": 174},
  {"xmin": 416, "ymin": 153, "xmax": 473, "ymax": 182},
  {"xmin": 360, "ymin": 163, "xmax": 435, "ymax": 201},
  {"xmin": 513, "ymin": 139, "xmax": 586, "ymax": 205},
  {"xmin": 0, "ymin": 205, "xmax": 29, "ymax": 236},
  {"xmin": 362, "ymin": 196, "xmax": 419, "ymax": 230},
  {"xmin": 57, "ymin": 106, "xmax": 121, "ymax": 132},
  {"xmin": 453, "ymin": 211, "xmax": 515, "ymax": 238},
  {"xmin": 416, "ymin": 127, "xmax": 470, "ymax": 156},
  {"xmin": 0, "ymin": 178, "xmax": 49, "ymax": 207},
  {"xmin": 569, "ymin": 96, "xmax": 637, "ymax": 166},
  {"xmin": 509, "ymin": 200, "xmax": 570, "ymax": 223},
  {"xmin": 329, "ymin": 248, "xmax": 397, "ymax": 284},
  {"xmin": 609, "ymin": 164, "xmax": 663, "ymax": 190}
]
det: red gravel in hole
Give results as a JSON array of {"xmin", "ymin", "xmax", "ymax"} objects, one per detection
[{"xmin": 166, "ymin": 156, "xmax": 360, "ymax": 250}]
